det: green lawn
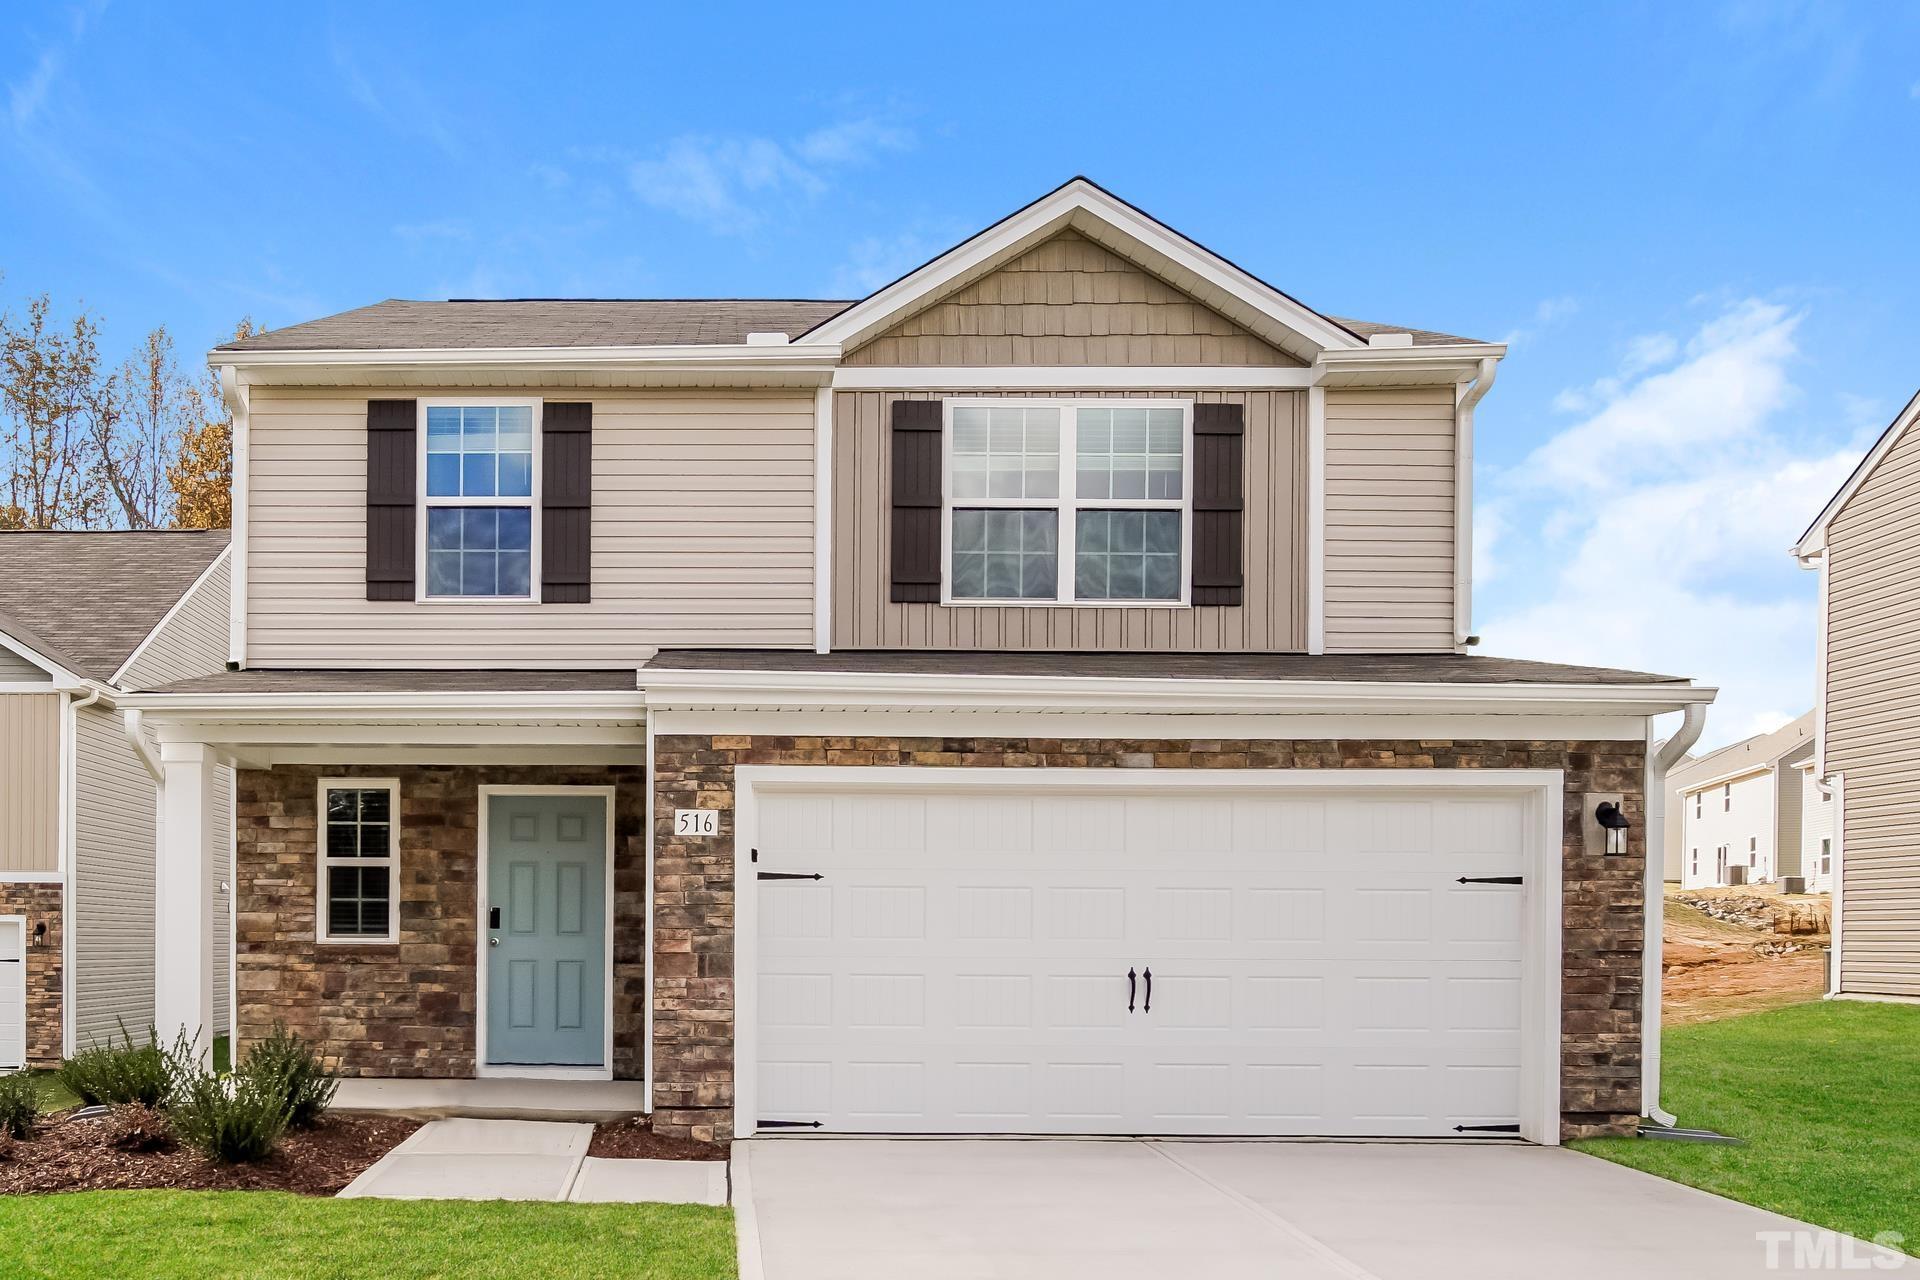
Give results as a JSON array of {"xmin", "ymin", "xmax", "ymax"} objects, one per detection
[
  {"xmin": 1577, "ymin": 1001, "xmax": 1920, "ymax": 1253},
  {"xmin": 0, "ymin": 1192, "xmax": 736, "ymax": 1279}
]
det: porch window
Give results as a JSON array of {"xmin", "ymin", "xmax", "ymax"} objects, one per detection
[
  {"xmin": 945, "ymin": 400, "xmax": 1190, "ymax": 605},
  {"xmin": 421, "ymin": 401, "xmax": 538, "ymax": 599},
  {"xmin": 319, "ymin": 780, "xmax": 400, "ymax": 943}
]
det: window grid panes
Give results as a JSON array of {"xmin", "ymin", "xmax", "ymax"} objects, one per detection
[
  {"xmin": 422, "ymin": 403, "xmax": 536, "ymax": 599},
  {"xmin": 322, "ymin": 786, "xmax": 396, "ymax": 941},
  {"xmin": 945, "ymin": 401, "xmax": 1189, "ymax": 605}
]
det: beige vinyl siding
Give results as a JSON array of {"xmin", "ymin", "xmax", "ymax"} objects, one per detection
[
  {"xmin": 118, "ymin": 553, "xmax": 230, "ymax": 690},
  {"xmin": 844, "ymin": 232, "xmax": 1301, "ymax": 368},
  {"xmin": 72, "ymin": 705, "xmax": 156, "ymax": 1046},
  {"xmin": 832, "ymin": 389, "xmax": 1307, "ymax": 650},
  {"xmin": 1825, "ymin": 416, "xmax": 1920, "ymax": 996},
  {"xmin": 246, "ymin": 387, "xmax": 815, "ymax": 666},
  {"xmin": 1323, "ymin": 387, "xmax": 1457, "ymax": 653},
  {"xmin": 0, "ymin": 694, "xmax": 60, "ymax": 873},
  {"xmin": 1774, "ymin": 745, "xmax": 1812, "ymax": 879},
  {"xmin": 0, "ymin": 647, "xmax": 51, "ymax": 681}
]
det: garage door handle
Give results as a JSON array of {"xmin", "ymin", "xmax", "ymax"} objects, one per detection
[
  {"xmin": 1457, "ymin": 876, "xmax": 1523, "ymax": 885},
  {"xmin": 757, "ymin": 872, "xmax": 824, "ymax": 882},
  {"xmin": 1142, "ymin": 968, "xmax": 1152, "ymax": 1013},
  {"xmin": 1127, "ymin": 968, "xmax": 1136, "ymax": 1012}
]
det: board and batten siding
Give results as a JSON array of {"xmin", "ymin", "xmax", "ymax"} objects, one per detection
[
  {"xmin": 1323, "ymin": 387, "xmax": 1458, "ymax": 654},
  {"xmin": 843, "ymin": 231, "xmax": 1303, "ymax": 368},
  {"xmin": 118, "ymin": 553, "xmax": 230, "ymax": 690},
  {"xmin": 0, "ymin": 648, "xmax": 51, "ymax": 681},
  {"xmin": 832, "ymin": 389, "xmax": 1308, "ymax": 650},
  {"xmin": 245, "ymin": 387, "xmax": 816, "ymax": 666},
  {"xmin": 1825, "ymin": 414, "xmax": 1920, "ymax": 996},
  {"xmin": 0, "ymin": 693, "xmax": 60, "ymax": 873}
]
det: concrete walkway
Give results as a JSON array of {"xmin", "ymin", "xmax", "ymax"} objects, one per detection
[
  {"xmin": 736, "ymin": 1138, "xmax": 1912, "ymax": 1280},
  {"xmin": 339, "ymin": 1118, "xmax": 727, "ymax": 1204}
]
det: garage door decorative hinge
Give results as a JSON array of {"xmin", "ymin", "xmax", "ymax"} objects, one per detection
[
  {"xmin": 759, "ymin": 1119, "xmax": 824, "ymax": 1130},
  {"xmin": 756, "ymin": 871, "xmax": 824, "ymax": 882},
  {"xmin": 1456, "ymin": 876, "xmax": 1523, "ymax": 885},
  {"xmin": 1453, "ymin": 1123, "xmax": 1522, "ymax": 1134}
]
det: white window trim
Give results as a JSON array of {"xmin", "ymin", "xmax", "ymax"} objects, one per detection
[
  {"xmin": 415, "ymin": 397, "xmax": 544, "ymax": 604},
  {"xmin": 316, "ymin": 777, "xmax": 401, "ymax": 946},
  {"xmin": 939, "ymin": 397, "xmax": 1194, "ymax": 608}
]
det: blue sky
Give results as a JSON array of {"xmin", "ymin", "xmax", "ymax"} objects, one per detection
[{"xmin": 5, "ymin": 2, "xmax": 1916, "ymax": 746}]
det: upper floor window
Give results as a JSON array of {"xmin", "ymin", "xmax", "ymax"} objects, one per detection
[
  {"xmin": 1723, "ymin": 784, "xmax": 1731, "ymax": 812},
  {"xmin": 420, "ymin": 401, "xmax": 539, "ymax": 600},
  {"xmin": 944, "ymin": 400, "xmax": 1190, "ymax": 605}
]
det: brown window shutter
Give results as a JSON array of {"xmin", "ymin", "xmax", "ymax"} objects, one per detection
[
  {"xmin": 1190, "ymin": 402, "xmax": 1245, "ymax": 606},
  {"xmin": 365, "ymin": 400, "xmax": 417, "ymax": 601},
  {"xmin": 890, "ymin": 398, "xmax": 943, "ymax": 603},
  {"xmin": 542, "ymin": 402, "xmax": 592, "ymax": 603}
]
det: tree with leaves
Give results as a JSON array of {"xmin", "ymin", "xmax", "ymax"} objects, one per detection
[
  {"xmin": 0, "ymin": 293, "xmax": 114, "ymax": 530},
  {"xmin": 168, "ymin": 317, "xmax": 258, "ymax": 529}
]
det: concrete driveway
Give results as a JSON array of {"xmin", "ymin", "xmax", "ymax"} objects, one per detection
[{"xmin": 735, "ymin": 1139, "xmax": 1910, "ymax": 1280}]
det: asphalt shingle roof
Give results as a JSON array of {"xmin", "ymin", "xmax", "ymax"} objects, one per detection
[{"xmin": 0, "ymin": 530, "xmax": 229, "ymax": 680}]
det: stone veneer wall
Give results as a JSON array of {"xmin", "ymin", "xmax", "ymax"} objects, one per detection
[
  {"xmin": 234, "ymin": 765, "xmax": 646, "ymax": 1076},
  {"xmin": 653, "ymin": 736, "xmax": 1647, "ymax": 1143},
  {"xmin": 0, "ymin": 881, "xmax": 62, "ymax": 1067}
]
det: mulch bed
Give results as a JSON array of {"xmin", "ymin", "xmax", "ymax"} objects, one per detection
[
  {"xmin": 588, "ymin": 1116, "xmax": 726, "ymax": 1161},
  {"xmin": 0, "ymin": 1110, "xmax": 421, "ymax": 1196}
]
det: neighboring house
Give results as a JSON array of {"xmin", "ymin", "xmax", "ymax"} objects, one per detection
[
  {"xmin": 1795, "ymin": 390, "xmax": 1920, "ymax": 1001},
  {"xmin": 123, "ymin": 179, "xmax": 1712, "ymax": 1147},
  {"xmin": 1663, "ymin": 713, "xmax": 1815, "ymax": 890},
  {"xmin": 1795, "ymin": 759, "xmax": 1837, "ymax": 894},
  {"xmin": 0, "ymin": 531, "xmax": 233, "ymax": 1068}
]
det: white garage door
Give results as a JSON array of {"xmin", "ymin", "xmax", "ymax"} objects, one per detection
[
  {"xmin": 746, "ymin": 779, "xmax": 1545, "ymax": 1138},
  {"xmin": 0, "ymin": 918, "xmax": 25, "ymax": 1071}
]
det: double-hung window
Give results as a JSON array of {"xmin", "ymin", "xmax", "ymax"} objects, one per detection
[
  {"xmin": 421, "ymin": 399, "xmax": 539, "ymax": 599},
  {"xmin": 318, "ymin": 779, "xmax": 399, "ymax": 944},
  {"xmin": 945, "ymin": 400, "xmax": 1190, "ymax": 605}
]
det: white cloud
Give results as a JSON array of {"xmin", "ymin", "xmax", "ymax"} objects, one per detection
[
  {"xmin": 1499, "ymin": 295, "xmax": 1580, "ymax": 347},
  {"xmin": 629, "ymin": 118, "xmax": 914, "ymax": 234},
  {"xmin": 825, "ymin": 219, "xmax": 968, "ymax": 297},
  {"xmin": 6, "ymin": 0, "xmax": 104, "ymax": 131},
  {"xmin": 1478, "ymin": 298, "xmax": 1856, "ymax": 750}
]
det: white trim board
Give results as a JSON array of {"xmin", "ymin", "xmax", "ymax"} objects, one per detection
[
  {"xmin": 1795, "ymin": 388, "xmax": 1920, "ymax": 558},
  {"xmin": 731, "ymin": 765, "xmax": 1565, "ymax": 1146},
  {"xmin": 832, "ymin": 366, "xmax": 1318, "ymax": 390},
  {"xmin": 474, "ymin": 784, "xmax": 617, "ymax": 1082}
]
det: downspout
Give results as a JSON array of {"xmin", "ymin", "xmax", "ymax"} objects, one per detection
[
  {"xmin": 123, "ymin": 709, "xmax": 164, "ymax": 784},
  {"xmin": 61, "ymin": 686, "xmax": 102, "ymax": 1058},
  {"xmin": 1644, "ymin": 701, "xmax": 1708, "ymax": 1126},
  {"xmin": 1453, "ymin": 357, "xmax": 1497, "ymax": 648}
]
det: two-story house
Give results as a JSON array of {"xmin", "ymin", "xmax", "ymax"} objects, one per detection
[
  {"xmin": 1663, "ymin": 712, "xmax": 1816, "ymax": 890},
  {"xmin": 1794, "ymin": 390, "xmax": 1920, "ymax": 1001},
  {"xmin": 124, "ymin": 180, "xmax": 1712, "ymax": 1145}
]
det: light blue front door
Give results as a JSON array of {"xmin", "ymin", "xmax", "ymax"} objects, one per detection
[{"xmin": 485, "ymin": 794, "xmax": 607, "ymax": 1066}]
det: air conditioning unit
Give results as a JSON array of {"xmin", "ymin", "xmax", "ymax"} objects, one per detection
[
  {"xmin": 1782, "ymin": 876, "xmax": 1807, "ymax": 896},
  {"xmin": 1727, "ymin": 865, "xmax": 1749, "ymax": 887}
]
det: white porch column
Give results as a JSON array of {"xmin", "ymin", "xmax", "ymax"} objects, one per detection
[{"xmin": 155, "ymin": 739, "xmax": 217, "ymax": 1058}]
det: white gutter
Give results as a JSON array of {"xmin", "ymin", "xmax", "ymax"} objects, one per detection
[
  {"xmin": 1644, "ymin": 700, "xmax": 1708, "ymax": 1127},
  {"xmin": 1826, "ymin": 773, "xmax": 1845, "ymax": 996},
  {"xmin": 209, "ymin": 342, "xmax": 844, "ymax": 371},
  {"xmin": 1453, "ymin": 357, "xmax": 1498, "ymax": 648}
]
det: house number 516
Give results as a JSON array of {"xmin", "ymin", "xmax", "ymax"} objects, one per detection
[{"xmin": 674, "ymin": 809, "xmax": 721, "ymax": 837}]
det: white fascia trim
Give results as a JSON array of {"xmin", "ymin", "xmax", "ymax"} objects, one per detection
[
  {"xmin": 222, "ymin": 366, "xmax": 250, "ymax": 668},
  {"xmin": 638, "ymin": 668, "xmax": 1716, "ymax": 717},
  {"xmin": 1306, "ymin": 385, "xmax": 1326, "ymax": 654},
  {"xmin": 1794, "ymin": 388, "xmax": 1920, "ymax": 558},
  {"xmin": 0, "ymin": 628, "xmax": 86, "ymax": 689},
  {"xmin": 116, "ymin": 688, "xmax": 646, "ymax": 721},
  {"xmin": 831, "ymin": 366, "xmax": 1317, "ymax": 390},
  {"xmin": 110, "ymin": 544, "xmax": 233, "ymax": 687},
  {"xmin": 209, "ymin": 343, "xmax": 843, "ymax": 372},
  {"xmin": 803, "ymin": 179, "xmax": 1363, "ymax": 357}
]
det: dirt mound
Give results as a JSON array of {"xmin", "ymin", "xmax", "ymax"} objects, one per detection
[{"xmin": 1663, "ymin": 891, "xmax": 1828, "ymax": 1025}]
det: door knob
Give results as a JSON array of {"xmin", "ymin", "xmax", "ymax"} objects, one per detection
[{"xmin": 488, "ymin": 937, "xmax": 500, "ymax": 947}]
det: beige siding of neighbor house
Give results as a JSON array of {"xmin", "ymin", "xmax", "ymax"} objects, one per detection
[
  {"xmin": 1825, "ymin": 415, "xmax": 1920, "ymax": 996},
  {"xmin": 0, "ymin": 647, "xmax": 51, "ymax": 681},
  {"xmin": 72, "ymin": 705, "xmax": 156, "ymax": 1046},
  {"xmin": 0, "ymin": 693, "xmax": 60, "ymax": 873},
  {"xmin": 1323, "ymin": 387, "xmax": 1457, "ymax": 653},
  {"xmin": 118, "ymin": 553, "xmax": 230, "ymax": 690},
  {"xmin": 843, "ymin": 231, "xmax": 1303, "ymax": 368},
  {"xmin": 245, "ymin": 387, "xmax": 816, "ymax": 666},
  {"xmin": 832, "ymin": 388, "xmax": 1308, "ymax": 650}
]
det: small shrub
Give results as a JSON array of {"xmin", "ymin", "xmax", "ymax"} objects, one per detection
[
  {"xmin": 55, "ymin": 1023, "xmax": 174, "ymax": 1107},
  {"xmin": 101, "ymin": 1103, "xmax": 173, "ymax": 1153},
  {"xmin": 165, "ymin": 1035, "xmax": 288, "ymax": 1164},
  {"xmin": 0, "ymin": 1073, "xmax": 38, "ymax": 1140},
  {"xmin": 243, "ymin": 1024, "xmax": 337, "ymax": 1129}
]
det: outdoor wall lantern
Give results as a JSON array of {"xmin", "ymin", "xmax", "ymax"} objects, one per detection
[{"xmin": 1595, "ymin": 801, "xmax": 1630, "ymax": 855}]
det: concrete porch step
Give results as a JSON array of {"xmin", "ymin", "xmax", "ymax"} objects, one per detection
[{"xmin": 333, "ymin": 1077, "xmax": 650, "ymax": 1122}]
